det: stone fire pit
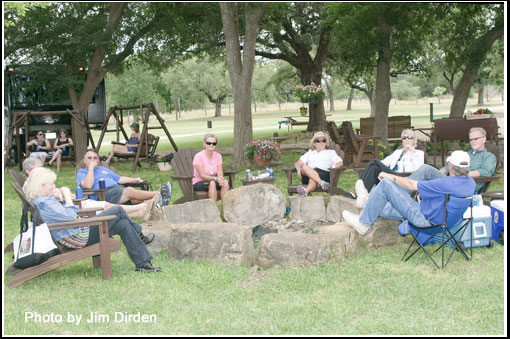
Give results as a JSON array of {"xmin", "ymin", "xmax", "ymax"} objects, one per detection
[{"xmin": 142, "ymin": 185, "xmax": 408, "ymax": 268}]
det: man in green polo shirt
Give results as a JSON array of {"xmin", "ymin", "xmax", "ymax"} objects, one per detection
[{"xmin": 406, "ymin": 127, "xmax": 497, "ymax": 193}]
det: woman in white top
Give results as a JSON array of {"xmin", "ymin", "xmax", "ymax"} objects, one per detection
[
  {"xmin": 294, "ymin": 131, "xmax": 343, "ymax": 196},
  {"xmin": 355, "ymin": 129, "xmax": 424, "ymax": 208}
]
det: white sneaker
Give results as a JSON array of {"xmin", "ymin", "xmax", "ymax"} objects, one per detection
[
  {"xmin": 355, "ymin": 179, "xmax": 367, "ymax": 196},
  {"xmin": 355, "ymin": 180, "xmax": 369, "ymax": 209},
  {"xmin": 342, "ymin": 210, "xmax": 370, "ymax": 235},
  {"xmin": 319, "ymin": 180, "xmax": 330, "ymax": 191}
]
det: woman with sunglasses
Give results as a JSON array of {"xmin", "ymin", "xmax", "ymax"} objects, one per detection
[
  {"xmin": 26, "ymin": 131, "xmax": 51, "ymax": 166},
  {"xmin": 354, "ymin": 129, "xmax": 424, "ymax": 208},
  {"xmin": 48, "ymin": 129, "xmax": 73, "ymax": 172},
  {"xmin": 192, "ymin": 133, "xmax": 229, "ymax": 203},
  {"xmin": 294, "ymin": 131, "xmax": 343, "ymax": 196}
]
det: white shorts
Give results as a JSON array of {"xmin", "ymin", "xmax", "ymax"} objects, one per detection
[{"xmin": 80, "ymin": 199, "xmax": 107, "ymax": 214}]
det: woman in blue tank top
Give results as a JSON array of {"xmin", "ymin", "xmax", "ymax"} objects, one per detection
[{"xmin": 105, "ymin": 122, "xmax": 141, "ymax": 163}]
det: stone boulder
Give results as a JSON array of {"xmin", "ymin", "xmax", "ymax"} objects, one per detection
[
  {"xmin": 358, "ymin": 217, "xmax": 408, "ymax": 248},
  {"xmin": 326, "ymin": 195, "xmax": 360, "ymax": 222},
  {"xmin": 141, "ymin": 220, "xmax": 173, "ymax": 254},
  {"xmin": 167, "ymin": 223, "xmax": 254, "ymax": 266},
  {"xmin": 288, "ymin": 196, "xmax": 326, "ymax": 221},
  {"xmin": 223, "ymin": 184, "xmax": 286, "ymax": 226},
  {"xmin": 255, "ymin": 223, "xmax": 359, "ymax": 268},
  {"xmin": 159, "ymin": 199, "xmax": 222, "ymax": 224}
]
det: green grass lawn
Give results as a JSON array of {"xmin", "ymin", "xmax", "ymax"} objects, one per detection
[{"xmin": 3, "ymin": 98, "xmax": 505, "ymax": 335}]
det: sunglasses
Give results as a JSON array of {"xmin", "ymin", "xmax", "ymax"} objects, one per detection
[
  {"xmin": 469, "ymin": 136, "xmax": 484, "ymax": 142},
  {"xmin": 402, "ymin": 136, "xmax": 414, "ymax": 140},
  {"xmin": 314, "ymin": 139, "xmax": 327, "ymax": 143},
  {"xmin": 37, "ymin": 133, "xmax": 44, "ymax": 136},
  {"xmin": 206, "ymin": 141, "xmax": 217, "ymax": 146}
]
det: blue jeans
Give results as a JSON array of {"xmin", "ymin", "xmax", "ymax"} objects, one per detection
[
  {"xmin": 400, "ymin": 164, "xmax": 447, "ymax": 195},
  {"xmin": 359, "ymin": 178, "xmax": 431, "ymax": 228},
  {"xmin": 87, "ymin": 206, "xmax": 152, "ymax": 267}
]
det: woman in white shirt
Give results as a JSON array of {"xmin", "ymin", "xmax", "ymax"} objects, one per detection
[
  {"xmin": 294, "ymin": 131, "xmax": 343, "ymax": 196},
  {"xmin": 355, "ymin": 129, "xmax": 424, "ymax": 208}
]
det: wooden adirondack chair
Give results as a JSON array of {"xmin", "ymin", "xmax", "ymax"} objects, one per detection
[
  {"xmin": 6, "ymin": 181, "xmax": 120, "ymax": 288},
  {"xmin": 170, "ymin": 148, "xmax": 237, "ymax": 204},
  {"xmin": 283, "ymin": 141, "xmax": 352, "ymax": 198},
  {"xmin": 341, "ymin": 121, "xmax": 380, "ymax": 168},
  {"xmin": 9, "ymin": 168, "xmax": 26, "ymax": 188}
]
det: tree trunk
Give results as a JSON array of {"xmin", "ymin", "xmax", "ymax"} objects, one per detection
[
  {"xmin": 449, "ymin": 25, "xmax": 503, "ymax": 118},
  {"xmin": 346, "ymin": 87, "xmax": 354, "ymax": 110},
  {"xmin": 373, "ymin": 20, "xmax": 392, "ymax": 146},
  {"xmin": 329, "ymin": 87, "xmax": 335, "ymax": 112},
  {"xmin": 220, "ymin": 3, "xmax": 267, "ymax": 169},
  {"xmin": 477, "ymin": 84, "xmax": 484, "ymax": 106}
]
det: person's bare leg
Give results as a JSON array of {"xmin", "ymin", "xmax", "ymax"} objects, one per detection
[
  {"xmin": 118, "ymin": 187, "xmax": 158, "ymax": 205},
  {"xmin": 301, "ymin": 165, "xmax": 321, "ymax": 193},
  {"xmin": 104, "ymin": 201, "xmax": 148, "ymax": 219},
  {"xmin": 56, "ymin": 153, "xmax": 62, "ymax": 172},
  {"xmin": 39, "ymin": 155, "xmax": 47, "ymax": 166},
  {"xmin": 219, "ymin": 184, "xmax": 229, "ymax": 200},
  {"xmin": 105, "ymin": 144, "xmax": 127, "ymax": 163},
  {"xmin": 208, "ymin": 181, "xmax": 218, "ymax": 203},
  {"xmin": 49, "ymin": 149, "xmax": 61, "ymax": 166}
]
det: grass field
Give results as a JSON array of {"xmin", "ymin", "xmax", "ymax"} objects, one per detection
[{"xmin": 3, "ymin": 97, "xmax": 506, "ymax": 335}]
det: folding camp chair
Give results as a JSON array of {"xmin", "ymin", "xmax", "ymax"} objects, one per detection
[{"xmin": 401, "ymin": 194, "xmax": 474, "ymax": 269}]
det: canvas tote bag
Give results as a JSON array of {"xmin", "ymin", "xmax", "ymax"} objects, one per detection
[{"xmin": 13, "ymin": 202, "xmax": 59, "ymax": 269}]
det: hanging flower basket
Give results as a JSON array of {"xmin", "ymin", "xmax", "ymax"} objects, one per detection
[
  {"xmin": 308, "ymin": 96, "xmax": 319, "ymax": 105},
  {"xmin": 300, "ymin": 107, "xmax": 308, "ymax": 116},
  {"xmin": 294, "ymin": 82, "xmax": 327, "ymax": 103}
]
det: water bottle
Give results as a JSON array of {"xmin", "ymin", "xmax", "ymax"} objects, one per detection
[
  {"xmin": 269, "ymin": 166, "xmax": 274, "ymax": 178},
  {"xmin": 265, "ymin": 166, "xmax": 270, "ymax": 176},
  {"xmin": 246, "ymin": 169, "xmax": 252, "ymax": 181},
  {"xmin": 75, "ymin": 185, "xmax": 83, "ymax": 199}
]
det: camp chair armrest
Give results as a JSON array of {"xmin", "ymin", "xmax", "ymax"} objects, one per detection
[
  {"xmin": 77, "ymin": 207, "xmax": 104, "ymax": 216},
  {"xmin": 47, "ymin": 215, "xmax": 117, "ymax": 231}
]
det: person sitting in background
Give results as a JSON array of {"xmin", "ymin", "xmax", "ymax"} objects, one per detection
[
  {"xmin": 105, "ymin": 122, "xmax": 141, "ymax": 164},
  {"xmin": 24, "ymin": 167, "xmax": 159, "ymax": 272},
  {"xmin": 405, "ymin": 127, "xmax": 497, "ymax": 194},
  {"xmin": 24, "ymin": 156, "xmax": 153, "ymax": 221},
  {"xmin": 294, "ymin": 131, "xmax": 344, "ymax": 196},
  {"xmin": 22, "ymin": 157, "xmax": 42, "ymax": 177},
  {"xmin": 48, "ymin": 129, "xmax": 73, "ymax": 173},
  {"xmin": 26, "ymin": 131, "xmax": 51, "ymax": 166},
  {"xmin": 192, "ymin": 133, "xmax": 229, "ymax": 203},
  {"xmin": 354, "ymin": 129, "xmax": 424, "ymax": 208},
  {"xmin": 342, "ymin": 151, "xmax": 475, "ymax": 236}
]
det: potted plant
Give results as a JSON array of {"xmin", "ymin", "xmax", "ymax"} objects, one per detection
[
  {"xmin": 300, "ymin": 106, "xmax": 308, "ymax": 116},
  {"xmin": 245, "ymin": 140, "xmax": 281, "ymax": 167},
  {"xmin": 294, "ymin": 82, "xmax": 327, "ymax": 104},
  {"xmin": 465, "ymin": 107, "xmax": 494, "ymax": 120}
]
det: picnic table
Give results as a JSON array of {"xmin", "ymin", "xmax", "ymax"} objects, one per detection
[{"xmin": 279, "ymin": 114, "xmax": 333, "ymax": 132}]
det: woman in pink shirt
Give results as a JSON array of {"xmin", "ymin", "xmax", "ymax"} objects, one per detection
[{"xmin": 192, "ymin": 133, "xmax": 229, "ymax": 203}]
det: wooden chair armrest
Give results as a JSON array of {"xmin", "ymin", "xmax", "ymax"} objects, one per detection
[
  {"xmin": 123, "ymin": 181, "xmax": 152, "ymax": 191},
  {"xmin": 110, "ymin": 141, "xmax": 126, "ymax": 146},
  {"xmin": 474, "ymin": 176, "xmax": 500, "ymax": 183},
  {"xmin": 46, "ymin": 215, "xmax": 117, "ymax": 230},
  {"xmin": 171, "ymin": 175, "xmax": 194, "ymax": 180}
]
